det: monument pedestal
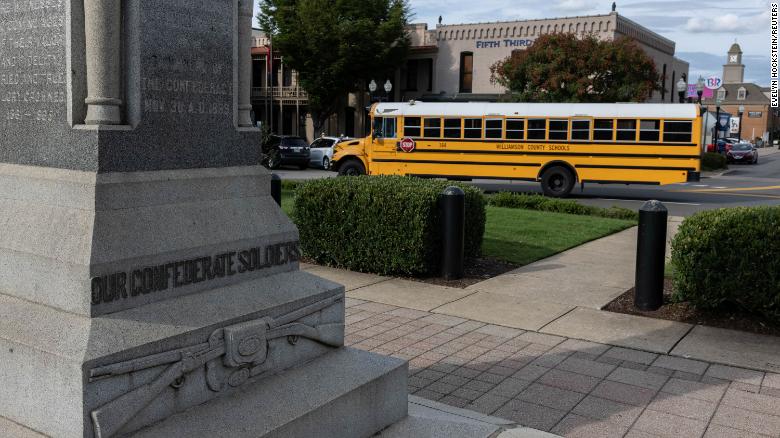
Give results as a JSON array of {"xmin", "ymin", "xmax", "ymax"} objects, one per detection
[
  {"xmin": 0, "ymin": 165, "xmax": 407, "ymax": 437},
  {"xmin": 0, "ymin": 1, "xmax": 408, "ymax": 436}
]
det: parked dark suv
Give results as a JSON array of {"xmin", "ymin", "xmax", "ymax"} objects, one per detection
[{"xmin": 263, "ymin": 135, "xmax": 310, "ymax": 170}]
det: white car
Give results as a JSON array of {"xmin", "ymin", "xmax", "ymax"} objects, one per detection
[{"xmin": 309, "ymin": 136, "xmax": 351, "ymax": 170}]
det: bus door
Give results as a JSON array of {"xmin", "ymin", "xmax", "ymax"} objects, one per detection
[{"xmin": 371, "ymin": 116, "xmax": 398, "ymax": 163}]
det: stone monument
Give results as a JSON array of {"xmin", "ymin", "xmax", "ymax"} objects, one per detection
[{"xmin": 0, "ymin": 1, "xmax": 407, "ymax": 437}]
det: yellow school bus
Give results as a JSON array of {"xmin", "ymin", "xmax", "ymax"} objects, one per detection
[{"xmin": 330, "ymin": 102, "xmax": 702, "ymax": 197}]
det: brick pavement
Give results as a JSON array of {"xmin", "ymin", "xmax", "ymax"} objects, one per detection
[{"xmin": 345, "ymin": 298, "xmax": 780, "ymax": 438}]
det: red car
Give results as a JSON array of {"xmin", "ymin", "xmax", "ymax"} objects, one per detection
[{"xmin": 726, "ymin": 142, "xmax": 758, "ymax": 164}]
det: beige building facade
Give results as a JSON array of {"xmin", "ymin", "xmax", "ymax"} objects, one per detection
[
  {"xmin": 252, "ymin": 9, "xmax": 690, "ymax": 141},
  {"xmin": 401, "ymin": 11, "xmax": 689, "ymax": 103}
]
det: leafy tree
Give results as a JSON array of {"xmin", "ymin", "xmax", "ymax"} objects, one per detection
[
  {"xmin": 490, "ymin": 33, "xmax": 661, "ymax": 103},
  {"xmin": 258, "ymin": 0, "xmax": 410, "ymax": 133}
]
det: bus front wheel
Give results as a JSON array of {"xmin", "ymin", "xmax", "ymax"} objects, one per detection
[
  {"xmin": 540, "ymin": 166, "xmax": 575, "ymax": 198},
  {"xmin": 338, "ymin": 159, "xmax": 366, "ymax": 176}
]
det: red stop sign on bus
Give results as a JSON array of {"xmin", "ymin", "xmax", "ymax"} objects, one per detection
[{"xmin": 400, "ymin": 137, "xmax": 416, "ymax": 153}]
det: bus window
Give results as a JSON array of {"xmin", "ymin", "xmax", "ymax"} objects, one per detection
[
  {"xmin": 616, "ymin": 120, "xmax": 637, "ymax": 141},
  {"xmin": 374, "ymin": 117, "xmax": 397, "ymax": 138},
  {"xmin": 424, "ymin": 117, "xmax": 442, "ymax": 138},
  {"xmin": 464, "ymin": 118, "xmax": 482, "ymax": 139},
  {"xmin": 443, "ymin": 118, "xmax": 461, "ymax": 138},
  {"xmin": 527, "ymin": 119, "xmax": 546, "ymax": 140},
  {"xmin": 571, "ymin": 119, "xmax": 590, "ymax": 140},
  {"xmin": 506, "ymin": 119, "xmax": 524, "ymax": 140},
  {"xmin": 404, "ymin": 117, "xmax": 421, "ymax": 137},
  {"xmin": 549, "ymin": 120, "xmax": 569, "ymax": 141},
  {"xmin": 593, "ymin": 119, "xmax": 614, "ymax": 141},
  {"xmin": 485, "ymin": 119, "xmax": 503, "ymax": 139},
  {"xmin": 639, "ymin": 120, "xmax": 660, "ymax": 141},
  {"xmin": 663, "ymin": 121, "xmax": 693, "ymax": 143}
]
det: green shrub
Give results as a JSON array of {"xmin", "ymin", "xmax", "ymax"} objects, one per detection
[
  {"xmin": 487, "ymin": 192, "xmax": 638, "ymax": 221},
  {"xmin": 701, "ymin": 152, "xmax": 727, "ymax": 171},
  {"xmin": 671, "ymin": 207, "xmax": 780, "ymax": 320},
  {"xmin": 292, "ymin": 176, "xmax": 486, "ymax": 276}
]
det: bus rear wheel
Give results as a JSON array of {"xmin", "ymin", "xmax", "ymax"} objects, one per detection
[
  {"xmin": 540, "ymin": 166, "xmax": 575, "ymax": 198},
  {"xmin": 338, "ymin": 159, "xmax": 366, "ymax": 176}
]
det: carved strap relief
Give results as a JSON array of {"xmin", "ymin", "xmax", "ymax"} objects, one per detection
[{"xmin": 88, "ymin": 295, "xmax": 344, "ymax": 438}]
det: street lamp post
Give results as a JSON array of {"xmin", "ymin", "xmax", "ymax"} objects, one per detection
[
  {"xmin": 696, "ymin": 76, "xmax": 705, "ymax": 104},
  {"xmin": 676, "ymin": 78, "xmax": 687, "ymax": 104},
  {"xmin": 715, "ymin": 98, "xmax": 722, "ymax": 152},
  {"xmin": 384, "ymin": 80, "xmax": 393, "ymax": 102},
  {"xmin": 368, "ymin": 79, "xmax": 378, "ymax": 103},
  {"xmin": 738, "ymin": 104, "xmax": 745, "ymax": 141}
]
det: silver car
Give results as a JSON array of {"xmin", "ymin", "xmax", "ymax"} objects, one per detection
[{"xmin": 309, "ymin": 136, "xmax": 350, "ymax": 170}]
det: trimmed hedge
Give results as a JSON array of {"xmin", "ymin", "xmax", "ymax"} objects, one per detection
[
  {"xmin": 701, "ymin": 152, "xmax": 727, "ymax": 171},
  {"xmin": 671, "ymin": 207, "xmax": 780, "ymax": 320},
  {"xmin": 487, "ymin": 192, "xmax": 638, "ymax": 221},
  {"xmin": 292, "ymin": 176, "xmax": 486, "ymax": 276}
]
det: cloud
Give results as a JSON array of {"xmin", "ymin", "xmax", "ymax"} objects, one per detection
[
  {"xmin": 684, "ymin": 10, "xmax": 769, "ymax": 34},
  {"xmin": 554, "ymin": 0, "xmax": 595, "ymax": 12},
  {"xmin": 685, "ymin": 14, "xmax": 740, "ymax": 32}
]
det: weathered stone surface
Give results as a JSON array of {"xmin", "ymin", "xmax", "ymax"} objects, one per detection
[
  {"xmin": 0, "ymin": 271, "xmax": 346, "ymax": 437},
  {"xmin": 133, "ymin": 348, "xmax": 408, "ymax": 438},
  {"xmin": 0, "ymin": 164, "xmax": 298, "ymax": 316},
  {"xmin": 0, "ymin": 0, "xmax": 259, "ymax": 172}
]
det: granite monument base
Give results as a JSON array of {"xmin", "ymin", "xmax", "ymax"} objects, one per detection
[{"xmin": 0, "ymin": 164, "xmax": 407, "ymax": 437}]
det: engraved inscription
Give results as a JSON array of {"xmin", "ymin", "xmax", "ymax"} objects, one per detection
[
  {"xmin": 90, "ymin": 241, "xmax": 301, "ymax": 306},
  {"xmin": 0, "ymin": 0, "xmax": 66, "ymax": 125},
  {"xmin": 140, "ymin": 0, "xmax": 232, "ymax": 119}
]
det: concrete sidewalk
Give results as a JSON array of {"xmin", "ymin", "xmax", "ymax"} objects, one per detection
[
  {"xmin": 345, "ymin": 298, "xmax": 780, "ymax": 438},
  {"xmin": 302, "ymin": 225, "xmax": 780, "ymax": 373}
]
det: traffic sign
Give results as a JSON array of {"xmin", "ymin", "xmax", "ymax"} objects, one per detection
[
  {"xmin": 705, "ymin": 76, "xmax": 722, "ymax": 90},
  {"xmin": 399, "ymin": 137, "xmax": 416, "ymax": 153}
]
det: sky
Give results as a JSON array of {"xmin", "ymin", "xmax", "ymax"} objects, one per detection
[{"xmin": 254, "ymin": 0, "xmax": 773, "ymax": 86}]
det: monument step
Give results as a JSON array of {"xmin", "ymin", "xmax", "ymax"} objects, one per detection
[
  {"xmin": 132, "ymin": 347, "xmax": 408, "ymax": 438},
  {"xmin": 0, "ymin": 270, "xmax": 346, "ymax": 437}
]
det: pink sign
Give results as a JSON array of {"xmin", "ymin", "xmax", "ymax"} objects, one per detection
[{"xmin": 687, "ymin": 85, "xmax": 713, "ymax": 99}]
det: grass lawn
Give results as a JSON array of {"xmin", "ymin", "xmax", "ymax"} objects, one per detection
[
  {"xmin": 482, "ymin": 206, "xmax": 636, "ymax": 265},
  {"xmin": 281, "ymin": 192, "xmax": 635, "ymax": 267}
]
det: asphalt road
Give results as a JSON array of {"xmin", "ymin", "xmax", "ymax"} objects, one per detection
[{"xmin": 274, "ymin": 147, "xmax": 780, "ymax": 217}]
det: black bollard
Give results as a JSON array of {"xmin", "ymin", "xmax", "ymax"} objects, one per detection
[
  {"xmin": 271, "ymin": 174, "xmax": 282, "ymax": 207},
  {"xmin": 440, "ymin": 186, "xmax": 465, "ymax": 280},
  {"xmin": 634, "ymin": 200, "xmax": 668, "ymax": 311}
]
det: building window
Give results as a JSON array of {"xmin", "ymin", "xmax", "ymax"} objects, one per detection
[
  {"xmin": 252, "ymin": 58, "xmax": 264, "ymax": 88},
  {"xmin": 426, "ymin": 59, "xmax": 433, "ymax": 92},
  {"xmin": 404, "ymin": 59, "xmax": 418, "ymax": 91},
  {"xmin": 717, "ymin": 88, "xmax": 726, "ymax": 101},
  {"xmin": 737, "ymin": 87, "xmax": 746, "ymax": 100},
  {"xmin": 459, "ymin": 52, "xmax": 473, "ymax": 93},
  {"xmin": 671, "ymin": 71, "xmax": 676, "ymax": 102},
  {"xmin": 661, "ymin": 64, "xmax": 667, "ymax": 100}
]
